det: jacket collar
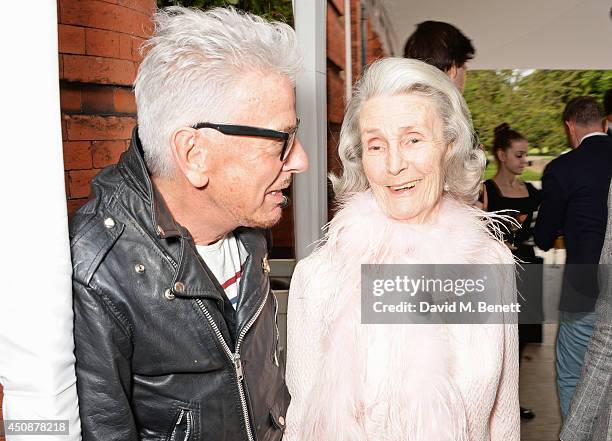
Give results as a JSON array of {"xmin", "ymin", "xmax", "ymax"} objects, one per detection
[
  {"xmin": 118, "ymin": 128, "xmax": 269, "ymax": 326},
  {"xmin": 118, "ymin": 127, "xmax": 181, "ymax": 239}
]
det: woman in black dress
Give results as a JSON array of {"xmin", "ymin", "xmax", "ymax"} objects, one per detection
[{"xmin": 483, "ymin": 123, "xmax": 542, "ymax": 420}]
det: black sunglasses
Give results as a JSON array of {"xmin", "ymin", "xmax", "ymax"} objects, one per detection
[{"xmin": 192, "ymin": 118, "xmax": 300, "ymax": 161}]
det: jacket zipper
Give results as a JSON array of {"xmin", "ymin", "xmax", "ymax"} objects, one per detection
[
  {"xmin": 169, "ymin": 409, "xmax": 192, "ymax": 441},
  {"xmin": 195, "ymin": 289, "xmax": 269, "ymax": 441},
  {"xmin": 272, "ymin": 293, "xmax": 280, "ymax": 367}
]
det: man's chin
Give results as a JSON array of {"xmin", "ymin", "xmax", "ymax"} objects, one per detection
[{"xmin": 241, "ymin": 207, "xmax": 283, "ymax": 229}]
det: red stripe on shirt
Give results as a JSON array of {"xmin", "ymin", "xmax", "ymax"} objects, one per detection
[{"xmin": 221, "ymin": 266, "xmax": 243, "ymax": 289}]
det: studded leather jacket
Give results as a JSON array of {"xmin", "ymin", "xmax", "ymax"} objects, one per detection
[{"xmin": 70, "ymin": 128, "xmax": 290, "ymax": 441}]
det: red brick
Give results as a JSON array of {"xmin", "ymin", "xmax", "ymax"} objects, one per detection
[
  {"xmin": 81, "ymin": 86, "xmax": 114, "ymax": 113},
  {"xmin": 117, "ymin": 0, "xmax": 156, "ymax": 17},
  {"xmin": 92, "ymin": 140, "xmax": 128, "ymax": 167},
  {"xmin": 131, "ymin": 36, "xmax": 146, "ymax": 62},
  {"xmin": 329, "ymin": 0, "xmax": 344, "ymax": 15},
  {"xmin": 58, "ymin": 24, "xmax": 85, "ymax": 54},
  {"xmin": 366, "ymin": 20, "xmax": 386, "ymax": 62},
  {"xmin": 60, "ymin": 87, "xmax": 82, "ymax": 112},
  {"xmin": 68, "ymin": 198, "xmax": 90, "ymax": 216},
  {"xmin": 69, "ymin": 169, "xmax": 100, "ymax": 198},
  {"xmin": 326, "ymin": 4, "xmax": 345, "ymax": 69},
  {"xmin": 59, "ymin": 0, "xmax": 154, "ymax": 39},
  {"xmin": 66, "ymin": 115, "xmax": 136, "ymax": 140},
  {"xmin": 64, "ymin": 171, "xmax": 70, "ymax": 197},
  {"xmin": 59, "ymin": 54, "xmax": 64, "ymax": 78},
  {"xmin": 62, "ymin": 118, "xmax": 68, "ymax": 141},
  {"xmin": 62, "ymin": 55, "xmax": 136, "ymax": 86},
  {"xmin": 327, "ymin": 67, "xmax": 345, "ymax": 124},
  {"xmin": 119, "ymin": 33, "xmax": 132, "ymax": 60},
  {"xmin": 350, "ymin": 0, "xmax": 362, "ymax": 78},
  {"xmin": 98, "ymin": 0, "xmax": 119, "ymax": 4},
  {"xmin": 86, "ymin": 28, "xmax": 121, "ymax": 58},
  {"xmin": 113, "ymin": 88, "xmax": 136, "ymax": 113},
  {"xmin": 63, "ymin": 141, "xmax": 92, "ymax": 170}
]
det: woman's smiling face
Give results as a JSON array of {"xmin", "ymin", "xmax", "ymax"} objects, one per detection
[{"xmin": 360, "ymin": 93, "xmax": 450, "ymax": 223}]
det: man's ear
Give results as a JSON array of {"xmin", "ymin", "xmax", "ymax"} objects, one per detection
[
  {"xmin": 447, "ymin": 64, "xmax": 458, "ymax": 81},
  {"xmin": 170, "ymin": 127, "xmax": 209, "ymax": 188}
]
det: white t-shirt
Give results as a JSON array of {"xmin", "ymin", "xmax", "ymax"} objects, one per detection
[{"xmin": 196, "ymin": 233, "xmax": 247, "ymax": 309}]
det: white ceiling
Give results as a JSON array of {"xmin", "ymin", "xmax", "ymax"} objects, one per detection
[{"xmin": 379, "ymin": 0, "xmax": 612, "ymax": 69}]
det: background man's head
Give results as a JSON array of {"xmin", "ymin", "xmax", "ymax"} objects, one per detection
[
  {"xmin": 134, "ymin": 7, "xmax": 307, "ymax": 231},
  {"xmin": 562, "ymin": 96, "xmax": 604, "ymax": 149},
  {"xmin": 604, "ymin": 89, "xmax": 612, "ymax": 122},
  {"xmin": 403, "ymin": 20, "xmax": 474, "ymax": 92}
]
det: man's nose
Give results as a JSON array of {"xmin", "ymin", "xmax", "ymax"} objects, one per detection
[{"xmin": 283, "ymin": 138, "xmax": 309, "ymax": 173}]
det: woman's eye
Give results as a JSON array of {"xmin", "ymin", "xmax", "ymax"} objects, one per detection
[
  {"xmin": 368, "ymin": 144, "xmax": 383, "ymax": 151},
  {"xmin": 401, "ymin": 137, "xmax": 420, "ymax": 146}
]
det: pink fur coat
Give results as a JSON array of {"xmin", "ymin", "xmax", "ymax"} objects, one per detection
[{"xmin": 285, "ymin": 191, "xmax": 520, "ymax": 441}]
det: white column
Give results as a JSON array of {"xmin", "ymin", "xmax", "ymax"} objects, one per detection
[
  {"xmin": 0, "ymin": 1, "xmax": 81, "ymax": 439},
  {"xmin": 293, "ymin": 0, "xmax": 328, "ymax": 260},
  {"xmin": 344, "ymin": 0, "xmax": 353, "ymax": 101}
]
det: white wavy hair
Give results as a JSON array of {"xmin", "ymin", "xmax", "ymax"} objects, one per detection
[
  {"xmin": 134, "ymin": 6, "xmax": 302, "ymax": 177},
  {"xmin": 330, "ymin": 57, "xmax": 485, "ymax": 205}
]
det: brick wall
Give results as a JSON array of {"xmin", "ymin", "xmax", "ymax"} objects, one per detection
[
  {"xmin": 58, "ymin": 0, "xmax": 156, "ymax": 215},
  {"xmin": 366, "ymin": 20, "xmax": 385, "ymax": 64}
]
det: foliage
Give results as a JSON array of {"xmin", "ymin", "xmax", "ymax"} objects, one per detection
[
  {"xmin": 464, "ymin": 70, "xmax": 612, "ymax": 156},
  {"xmin": 483, "ymin": 162, "xmax": 542, "ymax": 182},
  {"xmin": 156, "ymin": 0, "xmax": 294, "ymax": 24}
]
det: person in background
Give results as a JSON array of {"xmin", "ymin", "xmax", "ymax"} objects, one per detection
[
  {"xmin": 482, "ymin": 123, "xmax": 542, "ymax": 420},
  {"xmin": 560, "ymin": 178, "xmax": 612, "ymax": 441},
  {"xmin": 604, "ymin": 89, "xmax": 612, "ymax": 136},
  {"xmin": 403, "ymin": 20, "xmax": 475, "ymax": 92},
  {"xmin": 534, "ymin": 96, "xmax": 612, "ymax": 418}
]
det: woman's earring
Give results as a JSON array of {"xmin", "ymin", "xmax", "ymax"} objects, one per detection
[{"xmin": 443, "ymin": 182, "xmax": 450, "ymax": 192}]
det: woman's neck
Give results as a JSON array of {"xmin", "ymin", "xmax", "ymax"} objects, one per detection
[{"xmin": 493, "ymin": 166, "xmax": 521, "ymax": 187}]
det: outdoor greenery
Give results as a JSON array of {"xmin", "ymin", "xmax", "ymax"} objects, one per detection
[
  {"xmin": 483, "ymin": 162, "xmax": 542, "ymax": 182},
  {"xmin": 156, "ymin": 0, "xmax": 293, "ymax": 24},
  {"xmin": 464, "ymin": 70, "xmax": 612, "ymax": 156}
]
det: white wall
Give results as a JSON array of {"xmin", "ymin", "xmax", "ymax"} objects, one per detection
[
  {"xmin": 0, "ymin": 1, "xmax": 81, "ymax": 439},
  {"xmin": 293, "ymin": 0, "xmax": 329, "ymax": 259},
  {"xmin": 385, "ymin": 0, "xmax": 612, "ymax": 69}
]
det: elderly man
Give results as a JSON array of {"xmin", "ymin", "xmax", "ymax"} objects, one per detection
[
  {"xmin": 535, "ymin": 96, "xmax": 612, "ymax": 419},
  {"xmin": 403, "ymin": 20, "xmax": 475, "ymax": 92},
  {"xmin": 70, "ymin": 6, "xmax": 307, "ymax": 441}
]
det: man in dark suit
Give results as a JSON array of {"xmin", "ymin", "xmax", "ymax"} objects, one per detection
[
  {"xmin": 605, "ymin": 89, "xmax": 612, "ymax": 137},
  {"xmin": 534, "ymin": 96, "xmax": 612, "ymax": 419}
]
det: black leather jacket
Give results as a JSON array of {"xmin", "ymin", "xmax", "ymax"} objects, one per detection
[{"xmin": 70, "ymin": 128, "xmax": 290, "ymax": 441}]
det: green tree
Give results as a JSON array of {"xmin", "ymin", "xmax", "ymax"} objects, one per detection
[
  {"xmin": 156, "ymin": 0, "xmax": 294, "ymax": 24},
  {"xmin": 464, "ymin": 70, "xmax": 612, "ymax": 157}
]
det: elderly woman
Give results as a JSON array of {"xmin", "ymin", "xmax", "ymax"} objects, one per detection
[{"xmin": 284, "ymin": 58, "xmax": 520, "ymax": 441}]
